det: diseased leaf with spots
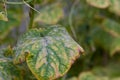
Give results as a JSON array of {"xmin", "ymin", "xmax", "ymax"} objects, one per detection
[
  {"xmin": 86, "ymin": 0, "xmax": 110, "ymax": 8},
  {"xmin": 14, "ymin": 26, "xmax": 84, "ymax": 80},
  {"xmin": 0, "ymin": 48, "xmax": 23, "ymax": 80},
  {"xmin": 0, "ymin": 59, "xmax": 22, "ymax": 80},
  {"xmin": 0, "ymin": 61, "xmax": 23, "ymax": 80}
]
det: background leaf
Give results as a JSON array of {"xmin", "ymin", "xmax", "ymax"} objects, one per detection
[
  {"xmin": 92, "ymin": 23, "xmax": 120, "ymax": 56},
  {"xmin": 102, "ymin": 19, "xmax": 120, "ymax": 37},
  {"xmin": 0, "ymin": 6, "xmax": 23, "ymax": 41},
  {"xmin": 0, "ymin": 1, "xmax": 8, "ymax": 21},
  {"xmin": 0, "ymin": 12, "xmax": 8, "ymax": 21},
  {"xmin": 109, "ymin": 0, "xmax": 120, "ymax": 16},
  {"xmin": 34, "ymin": 3, "xmax": 64, "ymax": 25},
  {"xmin": 86, "ymin": 0, "xmax": 110, "ymax": 8}
]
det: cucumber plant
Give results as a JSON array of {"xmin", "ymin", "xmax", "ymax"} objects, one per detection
[
  {"xmin": 1, "ymin": 0, "xmax": 120, "ymax": 80},
  {"xmin": 0, "ymin": 0, "xmax": 84, "ymax": 80}
]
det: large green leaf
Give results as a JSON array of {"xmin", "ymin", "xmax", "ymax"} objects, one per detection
[
  {"xmin": 86, "ymin": 0, "xmax": 110, "ymax": 8},
  {"xmin": 14, "ymin": 26, "xmax": 84, "ymax": 80},
  {"xmin": 102, "ymin": 19, "xmax": 120, "ymax": 37},
  {"xmin": 34, "ymin": 3, "xmax": 64, "ymax": 25}
]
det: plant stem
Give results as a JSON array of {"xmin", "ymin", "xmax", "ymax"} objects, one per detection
[
  {"xmin": 28, "ymin": 0, "xmax": 35, "ymax": 29},
  {"xmin": 69, "ymin": 0, "xmax": 79, "ymax": 40},
  {"xmin": 2, "ymin": 0, "xmax": 32, "ymax": 5}
]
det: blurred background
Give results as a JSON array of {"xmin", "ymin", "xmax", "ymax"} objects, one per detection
[{"xmin": 0, "ymin": 0, "xmax": 120, "ymax": 80}]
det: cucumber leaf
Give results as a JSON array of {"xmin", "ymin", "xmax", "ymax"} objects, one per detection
[
  {"xmin": 14, "ymin": 26, "xmax": 84, "ymax": 80},
  {"xmin": 0, "ymin": 1, "xmax": 8, "ymax": 21},
  {"xmin": 0, "ymin": 49, "xmax": 22, "ymax": 80},
  {"xmin": 86, "ymin": 0, "xmax": 110, "ymax": 8},
  {"xmin": 34, "ymin": 3, "xmax": 64, "ymax": 25},
  {"xmin": 0, "ymin": 5, "xmax": 23, "ymax": 40},
  {"xmin": 102, "ymin": 19, "xmax": 120, "ymax": 37},
  {"xmin": 109, "ymin": 0, "xmax": 120, "ymax": 16}
]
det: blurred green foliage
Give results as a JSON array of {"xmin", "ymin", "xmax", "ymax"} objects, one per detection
[{"xmin": 0, "ymin": 0, "xmax": 120, "ymax": 80}]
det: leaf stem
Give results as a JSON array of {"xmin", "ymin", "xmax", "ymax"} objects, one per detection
[
  {"xmin": 69, "ymin": 0, "xmax": 79, "ymax": 40},
  {"xmin": 23, "ymin": 0, "xmax": 40, "ymax": 14},
  {"xmin": 3, "ymin": 0, "xmax": 8, "ymax": 21},
  {"xmin": 28, "ymin": 0, "xmax": 35, "ymax": 29},
  {"xmin": 2, "ymin": 0, "xmax": 32, "ymax": 5}
]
